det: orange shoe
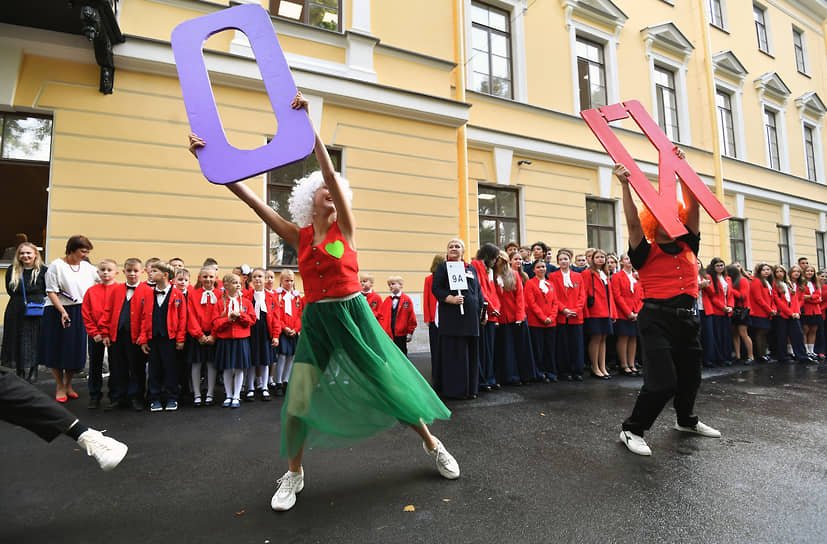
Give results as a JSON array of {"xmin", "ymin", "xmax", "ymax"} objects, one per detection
[
  {"xmin": 56, "ymin": 395, "xmax": 68, "ymax": 403},
  {"xmin": 67, "ymin": 391, "xmax": 79, "ymax": 399}
]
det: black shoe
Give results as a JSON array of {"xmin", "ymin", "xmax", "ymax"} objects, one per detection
[
  {"xmin": 274, "ymin": 384, "xmax": 285, "ymax": 397},
  {"xmin": 492, "ymin": 383, "xmax": 502, "ymax": 390},
  {"xmin": 480, "ymin": 385, "xmax": 492, "ymax": 392},
  {"xmin": 574, "ymin": 374, "xmax": 584, "ymax": 382},
  {"xmin": 87, "ymin": 398, "xmax": 101, "ymax": 409},
  {"xmin": 131, "ymin": 399, "xmax": 145, "ymax": 412},
  {"xmin": 743, "ymin": 358, "xmax": 754, "ymax": 366}
]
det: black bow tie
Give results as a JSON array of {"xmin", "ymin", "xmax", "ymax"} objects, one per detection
[{"xmin": 155, "ymin": 289, "xmax": 167, "ymax": 295}]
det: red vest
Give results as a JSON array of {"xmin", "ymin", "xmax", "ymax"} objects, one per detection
[
  {"xmin": 298, "ymin": 221, "xmax": 362, "ymax": 303},
  {"xmin": 638, "ymin": 241, "xmax": 698, "ymax": 300}
]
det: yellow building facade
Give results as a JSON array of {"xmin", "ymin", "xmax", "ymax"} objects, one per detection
[{"xmin": 1, "ymin": 0, "xmax": 826, "ymax": 337}]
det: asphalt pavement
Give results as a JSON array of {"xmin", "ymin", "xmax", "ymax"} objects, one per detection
[{"xmin": 1, "ymin": 356, "xmax": 825, "ymax": 544}]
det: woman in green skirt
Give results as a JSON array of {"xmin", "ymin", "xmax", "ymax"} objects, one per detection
[{"xmin": 188, "ymin": 93, "xmax": 459, "ymax": 512}]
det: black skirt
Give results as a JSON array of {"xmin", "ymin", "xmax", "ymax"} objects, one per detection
[{"xmin": 249, "ymin": 318, "xmax": 272, "ymax": 367}]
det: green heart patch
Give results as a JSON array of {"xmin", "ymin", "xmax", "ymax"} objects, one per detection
[{"xmin": 324, "ymin": 240, "xmax": 345, "ymax": 259}]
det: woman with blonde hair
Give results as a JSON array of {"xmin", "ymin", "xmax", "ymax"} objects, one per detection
[
  {"xmin": 2, "ymin": 243, "xmax": 48, "ymax": 382},
  {"xmin": 494, "ymin": 251, "xmax": 538, "ymax": 384}
]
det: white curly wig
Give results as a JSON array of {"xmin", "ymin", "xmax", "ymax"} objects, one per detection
[{"xmin": 287, "ymin": 170, "xmax": 353, "ymax": 228}]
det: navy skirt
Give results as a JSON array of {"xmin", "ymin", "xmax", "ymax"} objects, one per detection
[
  {"xmin": 279, "ymin": 332, "xmax": 298, "ymax": 355},
  {"xmin": 249, "ymin": 318, "xmax": 273, "ymax": 367},
  {"xmin": 750, "ymin": 316, "xmax": 771, "ymax": 330},
  {"xmin": 40, "ymin": 305, "xmax": 87, "ymax": 371},
  {"xmin": 585, "ymin": 317, "xmax": 613, "ymax": 335},
  {"xmin": 801, "ymin": 314, "xmax": 823, "ymax": 326},
  {"xmin": 187, "ymin": 337, "xmax": 216, "ymax": 364},
  {"xmin": 214, "ymin": 337, "xmax": 251, "ymax": 371},
  {"xmin": 614, "ymin": 318, "xmax": 638, "ymax": 336}
]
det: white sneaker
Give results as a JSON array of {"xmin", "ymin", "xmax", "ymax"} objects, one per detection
[
  {"xmin": 270, "ymin": 470, "xmax": 304, "ymax": 511},
  {"xmin": 423, "ymin": 437, "xmax": 460, "ymax": 479},
  {"xmin": 620, "ymin": 430, "xmax": 652, "ymax": 456},
  {"xmin": 675, "ymin": 421, "xmax": 721, "ymax": 438},
  {"xmin": 77, "ymin": 429, "xmax": 128, "ymax": 471}
]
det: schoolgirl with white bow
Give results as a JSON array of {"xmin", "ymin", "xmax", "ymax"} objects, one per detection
[
  {"xmin": 211, "ymin": 273, "xmax": 256, "ymax": 408},
  {"xmin": 524, "ymin": 259, "xmax": 560, "ymax": 382},
  {"xmin": 245, "ymin": 268, "xmax": 280, "ymax": 401},
  {"xmin": 187, "ymin": 266, "xmax": 220, "ymax": 406},
  {"xmin": 272, "ymin": 270, "xmax": 302, "ymax": 397}
]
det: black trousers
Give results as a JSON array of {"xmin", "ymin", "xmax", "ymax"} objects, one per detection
[
  {"xmin": 87, "ymin": 338, "xmax": 106, "ymax": 401},
  {"xmin": 393, "ymin": 336, "xmax": 408, "ymax": 355},
  {"xmin": 622, "ymin": 304, "xmax": 702, "ymax": 436},
  {"xmin": 109, "ymin": 336, "xmax": 145, "ymax": 402},
  {"xmin": 0, "ymin": 371, "xmax": 77, "ymax": 442},
  {"xmin": 148, "ymin": 336, "xmax": 178, "ymax": 402}
]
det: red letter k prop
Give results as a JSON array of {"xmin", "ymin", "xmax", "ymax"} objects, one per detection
[{"xmin": 581, "ymin": 100, "xmax": 730, "ymax": 239}]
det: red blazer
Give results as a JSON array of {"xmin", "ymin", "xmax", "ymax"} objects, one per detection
[
  {"xmin": 361, "ymin": 290, "xmax": 382, "ymax": 320},
  {"xmin": 139, "ymin": 286, "xmax": 188, "ymax": 344},
  {"xmin": 524, "ymin": 276, "xmax": 559, "ymax": 327},
  {"xmin": 212, "ymin": 295, "xmax": 256, "ymax": 339},
  {"xmin": 379, "ymin": 293, "xmax": 417, "ymax": 337},
  {"xmin": 772, "ymin": 284, "xmax": 800, "ymax": 318},
  {"xmin": 801, "ymin": 281, "xmax": 823, "ymax": 316},
  {"xmin": 495, "ymin": 270, "xmax": 527, "ymax": 323},
  {"xmin": 750, "ymin": 277, "xmax": 775, "ymax": 318},
  {"xmin": 276, "ymin": 289, "xmax": 303, "ymax": 334},
  {"xmin": 82, "ymin": 283, "xmax": 117, "ymax": 338},
  {"xmin": 471, "ymin": 259, "xmax": 501, "ymax": 323},
  {"xmin": 187, "ymin": 287, "xmax": 219, "ymax": 338},
  {"xmin": 549, "ymin": 269, "xmax": 586, "ymax": 325},
  {"xmin": 582, "ymin": 269, "xmax": 616, "ymax": 319},
  {"xmin": 702, "ymin": 276, "xmax": 733, "ymax": 316},
  {"xmin": 732, "ymin": 278, "xmax": 751, "ymax": 310},
  {"xmin": 611, "ymin": 270, "xmax": 643, "ymax": 320},
  {"xmin": 100, "ymin": 283, "xmax": 153, "ymax": 343},
  {"xmin": 821, "ymin": 285, "xmax": 827, "ymax": 314},
  {"xmin": 423, "ymin": 274, "xmax": 437, "ymax": 324}
]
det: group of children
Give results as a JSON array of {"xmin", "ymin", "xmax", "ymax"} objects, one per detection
[{"xmin": 80, "ymin": 257, "xmax": 303, "ymax": 411}]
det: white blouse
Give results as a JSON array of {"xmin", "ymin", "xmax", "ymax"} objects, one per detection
[{"xmin": 44, "ymin": 259, "xmax": 99, "ymax": 307}]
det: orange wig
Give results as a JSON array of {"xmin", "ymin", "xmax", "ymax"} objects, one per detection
[{"xmin": 639, "ymin": 202, "xmax": 688, "ymax": 242}]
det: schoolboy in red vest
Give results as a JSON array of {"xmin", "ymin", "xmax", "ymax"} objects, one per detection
[
  {"xmin": 140, "ymin": 261, "xmax": 187, "ymax": 412},
  {"xmin": 359, "ymin": 272, "xmax": 383, "ymax": 320},
  {"xmin": 614, "ymin": 157, "xmax": 721, "ymax": 457},
  {"xmin": 379, "ymin": 275, "xmax": 417, "ymax": 355},
  {"xmin": 81, "ymin": 259, "xmax": 118, "ymax": 409},
  {"xmin": 100, "ymin": 258, "xmax": 152, "ymax": 411}
]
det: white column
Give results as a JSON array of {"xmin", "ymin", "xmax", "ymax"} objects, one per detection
[
  {"xmin": 352, "ymin": 0, "xmax": 371, "ymax": 33},
  {"xmin": 0, "ymin": 46, "xmax": 22, "ymax": 105}
]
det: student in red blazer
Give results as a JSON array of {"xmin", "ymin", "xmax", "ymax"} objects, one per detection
[
  {"xmin": 799, "ymin": 265, "xmax": 823, "ymax": 357},
  {"xmin": 246, "ymin": 268, "xmax": 282, "ymax": 401},
  {"xmin": 701, "ymin": 258, "xmax": 734, "ymax": 366},
  {"xmin": 378, "ymin": 276, "xmax": 417, "ymax": 356},
  {"xmin": 423, "ymin": 255, "xmax": 444, "ymax": 368},
  {"xmin": 359, "ymin": 272, "xmax": 383, "ymax": 320},
  {"xmin": 81, "ymin": 260, "xmax": 118, "ymax": 408},
  {"xmin": 140, "ymin": 261, "xmax": 187, "ymax": 411},
  {"xmin": 525, "ymin": 259, "xmax": 560, "ymax": 382},
  {"xmin": 611, "ymin": 254, "xmax": 643, "ymax": 376},
  {"xmin": 212, "ymin": 273, "xmax": 257, "ymax": 408},
  {"xmin": 771, "ymin": 265, "xmax": 808, "ymax": 362},
  {"xmin": 187, "ymin": 266, "xmax": 220, "ymax": 405},
  {"xmin": 583, "ymin": 250, "xmax": 616, "ymax": 379},
  {"xmin": 493, "ymin": 252, "xmax": 538, "ymax": 384},
  {"xmin": 471, "ymin": 244, "xmax": 503, "ymax": 390},
  {"xmin": 749, "ymin": 263, "xmax": 776, "ymax": 361},
  {"xmin": 100, "ymin": 258, "xmax": 153, "ymax": 411},
  {"xmin": 273, "ymin": 270, "xmax": 303, "ymax": 395},
  {"xmin": 549, "ymin": 248, "xmax": 586, "ymax": 380},
  {"xmin": 726, "ymin": 264, "xmax": 754, "ymax": 364}
]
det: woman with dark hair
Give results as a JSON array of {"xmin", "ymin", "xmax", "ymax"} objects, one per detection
[
  {"xmin": 423, "ymin": 254, "xmax": 445, "ymax": 373},
  {"xmin": 494, "ymin": 251, "xmax": 538, "ymax": 384},
  {"xmin": 701, "ymin": 258, "xmax": 733, "ymax": 366},
  {"xmin": 2, "ymin": 243, "xmax": 48, "ymax": 382},
  {"xmin": 770, "ymin": 265, "xmax": 808, "ymax": 363},
  {"xmin": 611, "ymin": 253, "xmax": 643, "ymax": 376},
  {"xmin": 470, "ymin": 243, "xmax": 501, "ymax": 392},
  {"xmin": 40, "ymin": 235, "xmax": 98, "ymax": 401},
  {"xmin": 726, "ymin": 264, "xmax": 754, "ymax": 364},
  {"xmin": 800, "ymin": 265, "xmax": 822, "ymax": 358},
  {"xmin": 749, "ymin": 263, "xmax": 775, "ymax": 361},
  {"xmin": 583, "ymin": 249, "xmax": 615, "ymax": 379}
]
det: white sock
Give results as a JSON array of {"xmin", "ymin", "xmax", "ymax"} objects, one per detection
[
  {"xmin": 275, "ymin": 354, "xmax": 286, "ymax": 383},
  {"xmin": 223, "ymin": 369, "xmax": 233, "ymax": 398},
  {"xmin": 206, "ymin": 364, "xmax": 217, "ymax": 397},
  {"xmin": 233, "ymin": 370, "xmax": 244, "ymax": 400},
  {"xmin": 806, "ymin": 344, "xmax": 814, "ymax": 353},
  {"xmin": 245, "ymin": 368, "xmax": 255, "ymax": 391},
  {"xmin": 268, "ymin": 364, "xmax": 277, "ymax": 385},
  {"xmin": 191, "ymin": 363, "xmax": 202, "ymax": 397},
  {"xmin": 261, "ymin": 366, "xmax": 269, "ymax": 389},
  {"xmin": 787, "ymin": 344, "xmax": 794, "ymax": 355},
  {"xmin": 282, "ymin": 354, "xmax": 294, "ymax": 384}
]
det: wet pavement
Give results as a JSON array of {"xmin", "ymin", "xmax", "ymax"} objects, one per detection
[{"xmin": 1, "ymin": 357, "xmax": 825, "ymax": 544}]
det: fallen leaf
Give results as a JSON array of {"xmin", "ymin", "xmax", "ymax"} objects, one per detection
[
  {"xmin": 235, "ymin": 510, "xmax": 245, "ymax": 516},
  {"xmin": 403, "ymin": 504, "xmax": 415, "ymax": 512},
  {"xmin": 540, "ymin": 412, "xmax": 546, "ymax": 416},
  {"xmin": 442, "ymin": 499, "xmax": 451, "ymax": 502}
]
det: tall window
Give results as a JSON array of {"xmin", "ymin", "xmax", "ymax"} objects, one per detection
[
  {"xmin": 271, "ymin": 0, "xmax": 341, "ymax": 31},
  {"xmin": 709, "ymin": 0, "xmax": 725, "ymax": 28},
  {"xmin": 470, "ymin": 2, "xmax": 512, "ymax": 99},
  {"xmin": 654, "ymin": 66, "xmax": 680, "ymax": 141},
  {"xmin": 478, "ymin": 185, "xmax": 519, "ymax": 248},
  {"xmin": 576, "ymin": 37, "xmax": 607, "ymax": 110},
  {"xmin": 754, "ymin": 4, "xmax": 770, "ymax": 53},
  {"xmin": 716, "ymin": 89, "xmax": 737, "ymax": 158},
  {"xmin": 764, "ymin": 107, "xmax": 780, "ymax": 170},
  {"xmin": 777, "ymin": 225, "xmax": 791, "ymax": 267},
  {"xmin": 793, "ymin": 27, "xmax": 807, "ymax": 73},
  {"xmin": 0, "ymin": 113, "xmax": 52, "ymax": 259},
  {"xmin": 729, "ymin": 219, "xmax": 747, "ymax": 266},
  {"xmin": 816, "ymin": 232, "xmax": 825, "ymax": 270},
  {"xmin": 586, "ymin": 198, "xmax": 616, "ymax": 254},
  {"xmin": 267, "ymin": 149, "xmax": 341, "ymax": 267},
  {"xmin": 804, "ymin": 124, "xmax": 817, "ymax": 182}
]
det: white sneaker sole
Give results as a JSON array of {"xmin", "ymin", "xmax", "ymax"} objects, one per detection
[
  {"xmin": 674, "ymin": 425, "xmax": 721, "ymax": 438},
  {"xmin": 270, "ymin": 480, "xmax": 304, "ymax": 511},
  {"xmin": 619, "ymin": 431, "xmax": 652, "ymax": 456}
]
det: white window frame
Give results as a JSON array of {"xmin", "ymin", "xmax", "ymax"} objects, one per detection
[
  {"xmin": 647, "ymin": 54, "xmax": 691, "ymax": 145},
  {"xmin": 801, "ymin": 120, "xmax": 824, "ymax": 183},
  {"xmin": 761, "ymin": 103, "xmax": 788, "ymax": 172},
  {"xmin": 708, "ymin": 0, "xmax": 728, "ymax": 31},
  {"xmin": 465, "ymin": 0, "xmax": 528, "ymax": 103},
  {"xmin": 714, "ymin": 80, "xmax": 746, "ymax": 159},
  {"xmin": 792, "ymin": 25, "xmax": 809, "ymax": 75},
  {"xmin": 753, "ymin": 3, "xmax": 774, "ymax": 56},
  {"xmin": 567, "ymin": 22, "xmax": 620, "ymax": 114}
]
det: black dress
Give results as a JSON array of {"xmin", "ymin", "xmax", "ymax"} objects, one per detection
[{"xmin": 1, "ymin": 266, "xmax": 48, "ymax": 377}]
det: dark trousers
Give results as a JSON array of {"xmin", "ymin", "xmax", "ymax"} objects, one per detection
[
  {"xmin": 438, "ymin": 335, "xmax": 479, "ymax": 399},
  {"xmin": 428, "ymin": 323, "xmax": 439, "ymax": 362},
  {"xmin": 393, "ymin": 336, "xmax": 408, "ymax": 355},
  {"xmin": 87, "ymin": 338, "xmax": 106, "ymax": 401},
  {"xmin": 529, "ymin": 326, "xmax": 557, "ymax": 378},
  {"xmin": 815, "ymin": 313, "xmax": 826, "ymax": 355},
  {"xmin": 772, "ymin": 317, "xmax": 807, "ymax": 361},
  {"xmin": 478, "ymin": 322, "xmax": 497, "ymax": 386},
  {"xmin": 703, "ymin": 314, "xmax": 731, "ymax": 365},
  {"xmin": 0, "ymin": 371, "xmax": 77, "ymax": 442},
  {"xmin": 109, "ymin": 336, "xmax": 145, "ymax": 402},
  {"xmin": 148, "ymin": 336, "xmax": 178, "ymax": 402},
  {"xmin": 176, "ymin": 338, "xmax": 191, "ymax": 396},
  {"xmin": 556, "ymin": 323, "xmax": 584, "ymax": 377},
  {"xmin": 622, "ymin": 305, "xmax": 702, "ymax": 436}
]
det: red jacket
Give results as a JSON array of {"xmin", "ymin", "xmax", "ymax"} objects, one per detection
[
  {"xmin": 379, "ymin": 293, "xmax": 417, "ymax": 338},
  {"xmin": 423, "ymin": 275, "xmax": 437, "ymax": 324},
  {"xmin": 750, "ymin": 277, "xmax": 775, "ymax": 318},
  {"xmin": 772, "ymin": 283, "xmax": 800, "ymax": 318},
  {"xmin": 471, "ymin": 259, "xmax": 501, "ymax": 323},
  {"xmin": 549, "ymin": 269, "xmax": 586, "ymax": 325},
  {"xmin": 139, "ymin": 286, "xmax": 188, "ymax": 344},
  {"xmin": 702, "ymin": 276, "xmax": 734, "ymax": 316},
  {"xmin": 82, "ymin": 283, "xmax": 117, "ymax": 338},
  {"xmin": 821, "ymin": 285, "xmax": 827, "ymax": 314},
  {"xmin": 187, "ymin": 287, "xmax": 220, "ymax": 338},
  {"xmin": 276, "ymin": 289, "xmax": 303, "ymax": 334},
  {"xmin": 801, "ymin": 281, "xmax": 823, "ymax": 316},
  {"xmin": 582, "ymin": 269, "xmax": 616, "ymax": 319},
  {"xmin": 100, "ymin": 283, "xmax": 153, "ymax": 343},
  {"xmin": 212, "ymin": 295, "xmax": 256, "ymax": 339},
  {"xmin": 611, "ymin": 270, "xmax": 643, "ymax": 320},
  {"xmin": 524, "ymin": 276, "xmax": 559, "ymax": 328},
  {"xmin": 732, "ymin": 277, "xmax": 751, "ymax": 310},
  {"xmin": 495, "ymin": 269, "xmax": 527, "ymax": 323},
  {"xmin": 361, "ymin": 290, "xmax": 382, "ymax": 320}
]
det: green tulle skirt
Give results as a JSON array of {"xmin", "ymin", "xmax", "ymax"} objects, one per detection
[{"xmin": 280, "ymin": 293, "xmax": 451, "ymax": 458}]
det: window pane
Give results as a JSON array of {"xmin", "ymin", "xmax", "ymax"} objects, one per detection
[
  {"xmin": 586, "ymin": 200, "xmax": 598, "ymax": 225},
  {"xmin": 277, "ymin": 1, "xmax": 303, "ymax": 20},
  {"xmin": 490, "ymin": 33, "xmax": 508, "ymax": 57},
  {"xmin": 268, "ymin": 187, "xmax": 298, "ymax": 267},
  {"xmin": 488, "ymin": 10, "xmax": 507, "ymax": 32},
  {"xmin": 480, "ymin": 219, "xmax": 497, "ymax": 246},
  {"xmin": 478, "ymin": 190, "xmax": 495, "ymax": 215},
  {"xmin": 309, "ymin": 4, "xmax": 338, "ymax": 31},
  {"xmin": 491, "ymin": 55, "xmax": 509, "ymax": 79},
  {"xmin": 729, "ymin": 219, "xmax": 744, "ymax": 239},
  {"xmin": 472, "ymin": 28, "xmax": 489, "ymax": 52},
  {"xmin": 497, "ymin": 190, "xmax": 517, "ymax": 216},
  {"xmin": 471, "ymin": 51, "xmax": 489, "ymax": 74},
  {"xmin": 599, "ymin": 229, "xmax": 616, "ymax": 254},
  {"xmin": 471, "ymin": 4, "xmax": 488, "ymax": 25},
  {"xmin": 492, "ymin": 78, "xmax": 511, "ymax": 99},
  {"xmin": 501, "ymin": 220, "xmax": 518, "ymax": 248},
  {"xmin": 1, "ymin": 116, "xmax": 52, "ymax": 161},
  {"xmin": 598, "ymin": 201, "xmax": 614, "ymax": 226}
]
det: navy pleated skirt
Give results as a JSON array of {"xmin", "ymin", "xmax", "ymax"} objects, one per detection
[
  {"xmin": 278, "ymin": 332, "xmax": 298, "ymax": 355},
  {"xmin": 750, "ymin": 316, "xmax": 771, "ymax": 330},
  {"xmin": 801, "ymin": 314, "xmax": 823, "ymax": 326},
  {"xmin": 614, "ymin": 318, "xmax": 638, "ymax": 336},
  {"xmin": 585, "ymin": 317, "xmax": 613, "ymax": 335},
  {"xmin": 40, "ymin": 305, "xmax": 87, "ymax": 371},
  {"xmin": 215, "ymin": 337, "xmax": 251, "ymax": 371},
  {"xmin": 249, "ymin": 318, "xmax": 273, "ymax": 367},
  {"xmin": 187, "ymin": 337, "xmax": 216, "ymax": 364}
]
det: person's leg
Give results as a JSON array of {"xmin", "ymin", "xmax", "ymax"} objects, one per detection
[
  {"xmin": 206, "ymin": 363, "xmax": 217, "ymax": 401},
  {"xmin": 628, "ymin": 335, "xmax": 638, "ymax": 370},
  {"xmin": 51, "ymin": 368, "xmax": 65, "ymax": 399},
  {"xmin": 739, "ymin": 325, "xmax": 754, "ymax": 360},
  {"xmin": 191, "ymin": 362, "xmax": 203, "ymax": 401},
  {"xmin": 788, "ymin": 319, "xmax": 808, "ymax": 361},
  {"xmin": 571, "ymin": 324, "xmax": 585, "ymax": 378},
  {"xmin": 617, "ymin": 335, "xmax": 629, "ymax": 370},
  {"xmin": 64, "ymin": 370, "xmax": 77, "ymax": 397},
  {"xmin": 87, "ymin": 338, "xmax": 105, "ymax": 405},
  {"xmin": 598, "ymin": 335, "xmax": 608, "ymax": 375},
  {"xmin": 588, "ymin": 334, "xmax": 601, "ymax": 375},
  {"xmin": 160, "ymin": 339, "xmax": 178, "ymax": 403},
  {"xmin": 232, "ymin": 369, "xmax": 244, "ymax": 400},
  {"xmin": 1, "ymin": 372, "xmax": 78, "ymax": 441},
  {"xmin": 222, "ymin": 369, "xmax": 233, "ymax": 399},
  {"xmin": 147, "ymin": 338, "xmax": 163, "ymax": 405}
]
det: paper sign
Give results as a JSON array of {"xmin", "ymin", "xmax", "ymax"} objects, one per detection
[
  {"xmin": 446, "ymin": 261, "xmax": 469, "ymax": 291},
  {"xmin": 580, "ymin": 100, "xmax": 730, "ymax": 238},
  {"xmin": 171, "ymin": 3, "xmax": 315, "ymax": 184}
]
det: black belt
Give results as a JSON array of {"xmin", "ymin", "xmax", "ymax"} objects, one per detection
[{"xmin": 643, "ymin": 302, "xmax": 696, "ymax": 318}]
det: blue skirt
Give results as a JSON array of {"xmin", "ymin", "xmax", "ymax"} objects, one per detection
[
  {"xmin": 278, "ymin": 332, "xmax": 298, "ymax": 355},
  {"xmin": 40, "ymin": 305, "xmax": 87, "ymax": 371},
  {"xmin": 585, "ymin": 317, "xmax": 613, "ymax": 335},
  {"xmin": 801, "ymin": 314, "xmax": 823, "ymax": 326},
  {"xmin": 750, "ymin": 316, "xmax": 771, "ymax": 330},
  {"xmin": 614, "ymin": 318, "xmax": 638, "ymax": 336},
  {"xmin": 249, "ymin": 318, "xmax": 273, "ymax": 367},
  {"xmin": 186, "ymin": 337, "xmax": 216, "ymax": 364},
  {"xmin": 214, "ymin": 337, "xmax": 251, "ymax": 371}
]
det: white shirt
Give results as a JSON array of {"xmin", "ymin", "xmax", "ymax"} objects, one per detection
[
  {"xmin": 598, "ymin": 270, "xmax": 608, "ymax": 284},
  {"xmin": 624, "ymin": 270, "xmax": 637, "ymax": 293},
  {"xmin": 561, "ymin": 270, "xmax": 573, "ymax": 288},
  {"xmin": 125, "ymin": 283, "xmax": 139, "ymax": 302},
  {"xmin": 155, "ymin": 284, "xmax": 171, "ymax": 306},
  {"xmin": 253, "ymin": 290, "xmax": 267, "ymax": 317},
  {"xmin": 44, "ymin": 259, "xmax": 99, "ymax": 307},
  {"xmin": 538, "ymin": 279, "xmax": 549, "ymax": 294},
  {"xmin": 227, "ymin": 294, "xmax": 241, "ymax": 315},
  {"xmin": 200, "ymin": 289, "xmax": 217, "ymax": 305},
  {"xmin": 807, "ymin": 281, "xmax": 816, "ymax": 294},
  {"xmin": 718, "ymin": 275, "xmax": 728, "ymax": 295}
]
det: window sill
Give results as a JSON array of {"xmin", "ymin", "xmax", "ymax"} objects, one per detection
[
  {"xmin": 709, "ymin": 23, "xmax": 730, "ymax": 34},
  {"xmin": 758, "ymin": 49, "xmax": 774, "ymax": 59},
  {"xmin": 797, "ymin": 70, "xmax": 811, "ymax": 79}
]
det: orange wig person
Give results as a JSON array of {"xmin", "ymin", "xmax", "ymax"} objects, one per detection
[{"xmin": 639, "ymin": 202, "xmax": 689, "ymax": 242}]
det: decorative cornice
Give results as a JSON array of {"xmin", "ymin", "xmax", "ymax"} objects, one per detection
[
  {"xmin": 754, "ymin": 72, "xmax": 791, "ymax": 104},
  {"xmin": 796, "ymin": 91, "xmax": 827, "ymax": 120},
  {"xmin": 712, "ymin": 50, "xmax": 747, "ymax": 85},
  {"xmin": 641, "ymin": 22, "xmax": 694, "ymax": 63},
  {"xmin": 560, "ymin": 0, "xmax": 628, "ymax": 34}
]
